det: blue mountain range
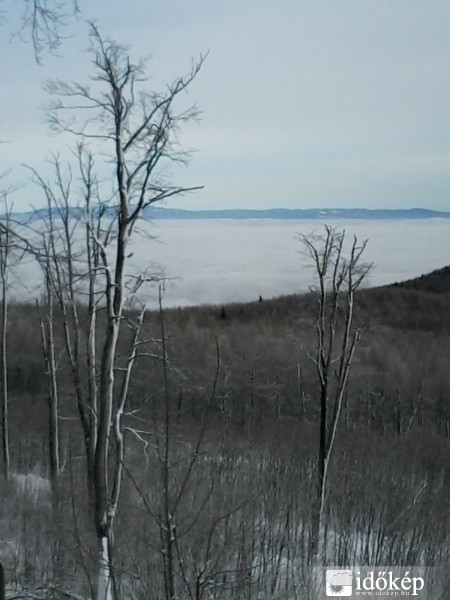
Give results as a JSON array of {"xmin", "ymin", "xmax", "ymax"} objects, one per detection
[{"xmin": 7, "ymin": 206, "xmax": 450, "ymax": 222}]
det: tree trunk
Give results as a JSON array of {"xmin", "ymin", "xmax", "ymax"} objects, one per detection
[
  {"xmin": 97, "ymin": 535, "xmax": 114, "ymax": 600},
  {"xmin": 0, "ymin": 561, "xmax": 4, "ymax": 600},
  {"xmin": 0, "ymin": 237, "xmax": 9, "ymax": 482},
  {"xmin": 40, "ymin": 294, "xmax": 60, "ymax": 502},
  {"xmin": 1, "ymin": 284, "xmax": 9, "ymax": 482}
]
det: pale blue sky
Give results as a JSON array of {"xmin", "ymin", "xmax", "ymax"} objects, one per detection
[{"xmin": 1, "ymin": 0, "xmax": 450, "ymax": 211}]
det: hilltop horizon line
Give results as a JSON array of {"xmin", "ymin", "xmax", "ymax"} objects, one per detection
[{"xmin": 8, "ymin": 206, "xmax": 450, "ymax": 222}]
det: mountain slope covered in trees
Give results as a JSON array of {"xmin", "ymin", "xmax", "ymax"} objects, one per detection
[{"xmin": 0, "ymin": 265, "xmax": 449, "ymax": 598}]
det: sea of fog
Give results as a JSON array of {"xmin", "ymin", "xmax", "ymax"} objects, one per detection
[{"xmin": 12, "ymin": 219, "xmax": 450, "ymax": 308}]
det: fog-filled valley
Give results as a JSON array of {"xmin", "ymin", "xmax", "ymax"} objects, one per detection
[{"xmin": 13, "ymin": 218, "xmax": 450, "ymax": 307}]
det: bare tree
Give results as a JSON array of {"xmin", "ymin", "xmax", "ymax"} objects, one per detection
[
  {"xmin": 37, "ymin": 202, "xmax": 63, "ymax": 503},
  {"xmin": 2, "ymin": 0, "xmax": 79, "ymax": 63},
  {"xmin": 0, "ymin": 560, "xmax": 4, "ymax": 600},
  {"xmin": 0, "ymin": 201, "xmax": 13, "ymax": 482},
  {"xmin": 299, "ymin": 226, "xmax": 371, "ymax": 558},
  {"xmin": 32, "ymin": 25, "xmax": 205, "ymax": 600}
]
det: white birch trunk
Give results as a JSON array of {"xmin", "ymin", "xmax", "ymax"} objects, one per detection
[{"xmin": 97, "ymin": 535, "xmax": 113, "ymax": 600}]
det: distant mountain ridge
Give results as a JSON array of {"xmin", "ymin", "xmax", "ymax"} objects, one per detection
[
  {"xmin": 7, "ymin": 206, "xmax": 450, "ymax": 222},
  {"xmin": 141, "ymin": 207, "xmax": 450, "ymax": 220}
]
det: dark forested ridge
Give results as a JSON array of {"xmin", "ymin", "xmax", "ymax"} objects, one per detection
[
  {"xmin": 1, "ymin": 265, "xmax": 449, "ymax": 597},
  {"xmin": 386, "ymin": 265, "xmax": 450, "ymax": 294}
]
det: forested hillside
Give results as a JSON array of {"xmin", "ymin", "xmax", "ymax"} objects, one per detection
[{"xmin": 0, "ymin": 264, "xmax": 449, "ymax": 598}]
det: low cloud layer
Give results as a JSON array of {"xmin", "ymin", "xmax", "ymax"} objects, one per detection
[{"xmin": 14, "ymin": 219, "xmax": 450, "ymax": 307}]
